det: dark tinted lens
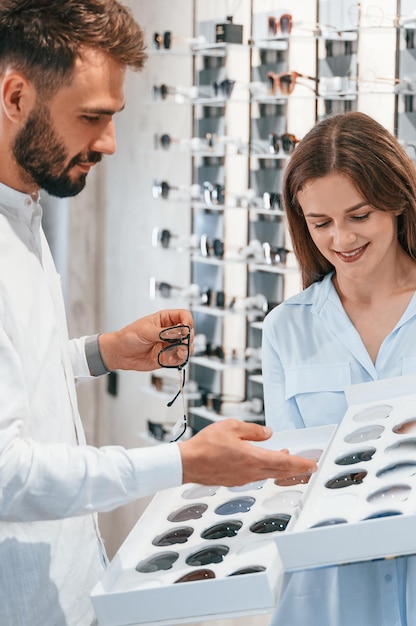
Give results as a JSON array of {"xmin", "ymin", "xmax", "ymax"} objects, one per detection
[
  {"xmin": 168, "ymin": 503, "xmax": 208, "ymax": 522},
  {"xmin": 215, "ymin": 497, "xmax": 256, "ymax": 515},
  {"xmin": 228, "ymin": 565, "xmax": 266, "ymax": 576},
  {"xmin": 281, "ymin": 135, "xmax": 295, "ymax": 153},
  {"xmin": 160, "ymin": 229, "xmax": 171, "ymax": 248},
  {"xmin": 163, "ymin": 31, "xmax": 171, "ymax": 49},
  {"xmin": 250, "ymin": 514, "xmax": 290, "ymax": 534},
  {"xmin": 268, "ymin": 133, "xmax": 280, "ymax": 154},
  {"xmin": 152, "ymin": 526, "xmax": 194, "ymax": 546},
  {"xmin": 161, "ymin": 181, "xmax": 170, "ymax": 198},
  {"xmin": 175, "ymin": 569, "xmax": 215, "ymax": 583},
  {"xmin": 213, "ymin": 239, "xmax": 224, "ymax": 258},
  {"xmin": 335, "ymin": 447, "xmax": 376, "ymax": 465},
  {"xmin": 147, "ymin": 420, "xmax": 168, "ymax": 441},
  {"xmin": 363, "ymin": 510, "xmax": 402, "ymax": 520},
  {"xmin": 136, "ymin": 551, "xmax": 179, "ymax": 573},
  {"xmin": 158, "ymin": 281, "xmax": 172, "ymax": 297},
  {"xmin": 186, "ymin": 545, "xmax": 229, "ymax": 566},
  {"xmin": 160, "ymin": 134, "xmax": 171, "ymax": 149},
  {"xmin": 201, "ymin": 520, "xmax": 243, "ymax": 540},
  {"xmin": 153, "ymin": 32, "xmax": 160, "ymax": 49},
  {"xmin": 325, "ymin": 470, "xmax": 367, "ymax": 489}
]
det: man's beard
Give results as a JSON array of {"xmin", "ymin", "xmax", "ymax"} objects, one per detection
[{"xmin": 13, "ymin": 104, "xmax": 102, "ymax": 198}]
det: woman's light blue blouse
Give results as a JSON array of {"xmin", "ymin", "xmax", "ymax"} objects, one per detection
[
  {"xmin": 262, "ymin": 272, "xmax": 416, "ymax": 431},
  {"xmin": 262, "ymin": 272, "xmax": 416, "ymax": 626}
]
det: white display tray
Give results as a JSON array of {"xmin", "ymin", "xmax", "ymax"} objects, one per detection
[
  {"xmin": 91, "ymin": 425, "xmax": 334, "ymax": 626},
  {"xmin": 276, "ymin": 374, "xmax": 416, "ymax": 572}
]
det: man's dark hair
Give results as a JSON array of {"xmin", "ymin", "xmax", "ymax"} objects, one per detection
[{"xmin": 0, "ymin": 0, "xmax": 147, "ymax": 97}]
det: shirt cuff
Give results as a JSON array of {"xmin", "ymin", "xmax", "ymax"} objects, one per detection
[{"xmin": 85, "ymin": 334, "xmax": 111, "ymax": 377}]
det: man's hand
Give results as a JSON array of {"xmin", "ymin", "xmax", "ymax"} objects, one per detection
[
  {"xmin": 178, "ymin": 419, "xmax": 317, "ymax": 486},
  {"xmin": 98, "ymin": 309, "xmax": 194, "ymax": 372}
]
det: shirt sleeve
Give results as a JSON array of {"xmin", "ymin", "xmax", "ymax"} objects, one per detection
[
  {"xmin": 262, "ymin": 307, "xmax": 306, "ymax": 431},
  {"xmin": 0, "ymin": 326, "xmax": 183, "ymax": 522}
]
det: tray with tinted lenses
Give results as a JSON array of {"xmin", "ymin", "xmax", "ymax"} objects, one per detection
[
  {"xmin": 275, "ymin": 374, "xmax": 416, "ymax": 572},
  {"xmin": 91, "ymin": 426, "xmax": 334, "ymax": 626}
]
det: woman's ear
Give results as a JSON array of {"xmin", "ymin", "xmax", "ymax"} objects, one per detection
[{"xmin": 1, "ymin": 69, "xmax": 36, "ymax": 123}]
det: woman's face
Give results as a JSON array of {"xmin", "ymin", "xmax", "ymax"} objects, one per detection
[{"xmin": 298, "ymin": 173, "xmax": 401, "ymax": 282}]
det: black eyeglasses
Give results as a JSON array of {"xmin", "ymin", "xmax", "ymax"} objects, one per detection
[{"xmin": 158, "ymin": 324, "xmax": 191, "ymax": 442}]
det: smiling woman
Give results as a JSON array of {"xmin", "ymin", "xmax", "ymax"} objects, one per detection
[{"xmin": 262, "ymin": 111, "xmax": 416, "ymax": 626}]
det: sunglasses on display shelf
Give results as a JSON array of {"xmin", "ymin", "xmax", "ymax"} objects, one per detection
[
  {"xmin": 228, "ymin": 293, "xmax": 269, "ymax": 314},
  {"xmin": 200, "ymin": 234, "xmax": 225, "ymax": 259},
  {"xmin": 153, "ymin": 30, "xmax": 172, "ymax": 50},
  {"xmin": 149, "ymin": 277, "xmax": 201, "ymax": 301},
  {"xmin": 267, "ymin": 13, "xmax": 292, "ymax": 37},
  {"xmin": 152, "ymin": 180, "xmax": 201, "ymax": 200},
  {"xmin": 202, "ymin": 181, "xmax": 225, "ymax": 205},
  {"xmin": 202, "ymin": 392, "xmax": 264, "ymax": 417},
  {"xmin": 263, "ymin": 191, "xmax": 282, "ymax": 210},
  {"xmin": 155, "ymin": 132, "xmax": 216, "ymax": 151},
  {"xmin": 268, "ymin": 132, "xmax": 300, "ymax": 155},
  {"xmin": 195, "ymin": 341, "xmax": 262, "ymax": 366},
  {"xmin": 152, "ymin": 83, "xmax": 199, "ymax": 102},
  {"xmin": 262, "ymin": 242, "xmax": 289, "ymax": 266},
  {"xmin": 153, "ymin": 30, "xmax": 209, "ymax": 51},
  {"xmin": 267, "ymin": 71, "xmax": 319, "ymax": 96},
  {"xmin": 157, "ymin": 324, "xmax": 191, "ymax": 442}
]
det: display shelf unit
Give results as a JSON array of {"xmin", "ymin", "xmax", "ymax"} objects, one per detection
[{"xmin": 143, "ymin": 0, "xmax": 411, "ymax": 441}]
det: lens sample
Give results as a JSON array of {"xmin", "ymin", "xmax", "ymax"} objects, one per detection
[
  {"xmin": 250, "ymin": 514, "xmax": 291, "ymax": 533},
  {"xmin": 393, "ymin": 419, "xmax": 416, "ymax": 435},
  {"xmin": 376, "ymin": 461, "xmax": 416, "ymax": 479},
  {"xmin": 362, "ymin": 511, "xmax": 402, "ymax": 520},
  {"xmin": 263, "ymin": 490, "xmax": 302, "ymax": 510},
  {"xmin": 214, "ymin": 497, "xmax": 256, "ymax": 515},
  {"xmin": 344, "ymin": 425, "xmax": 384, "ymax": 444},
  {"xmin": 136, "ymin": 551, "xmax": 179, "ymax": 573},
  {"xmin": 296, "ymin": 448, "xmax": 323, "ymax": 461},
  {"xmin": 152, "ymin": 526, "xmax": 194, "ymax": 547},
  {"xmin": 385, "ymin": 439, "xmax": 416, "ymax": 454},
  {"xmin": 274, "ymin": 473, "xmax": 312, "ymax": 486},
  {"xmin": 228, "ymin": 480, "xmax": 265, "ymax": 492},
  {"xmin": 174, "ymin": 569, "xmax": 216, "ymax": 583},
  {"xmin": 325, "ymin": 470, "xmax": 367, "ymax": 489},
  {"xmin": 335, "ymin": 447, "xmax": 376, "ymax": 465},
  {"xmin": 167, "ymin": 503, "xmax": 208, "ymax": 522},
  {"xmin": 310, "ymin": 518, "xmax": 347, "ymax": 528},
  {"xmin": 367, "ymin": 484, "xmax": 411, "ymax": 504},
  {"xmin": 182, "ymin": 485, "xmax": 219, "ymax": 499},
  {"xmin": 186, "ymin": 545, "xmax": 229, "ymax": 567},
  {"xmin": 201, "ymin": 520, "xmax": 243, "ymax": 540},
  {"xmin": 352, "ymin": 405, "xmax": 392, "ymax": 422},
  {"xmin": 228, "ymin": 565, "xmax": 266, "ymax": 576}
]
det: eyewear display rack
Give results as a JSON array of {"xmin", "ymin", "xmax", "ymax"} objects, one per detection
[{"xmin": 143, "ymin": 0, "xmax": 415, "ymax": 443}]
